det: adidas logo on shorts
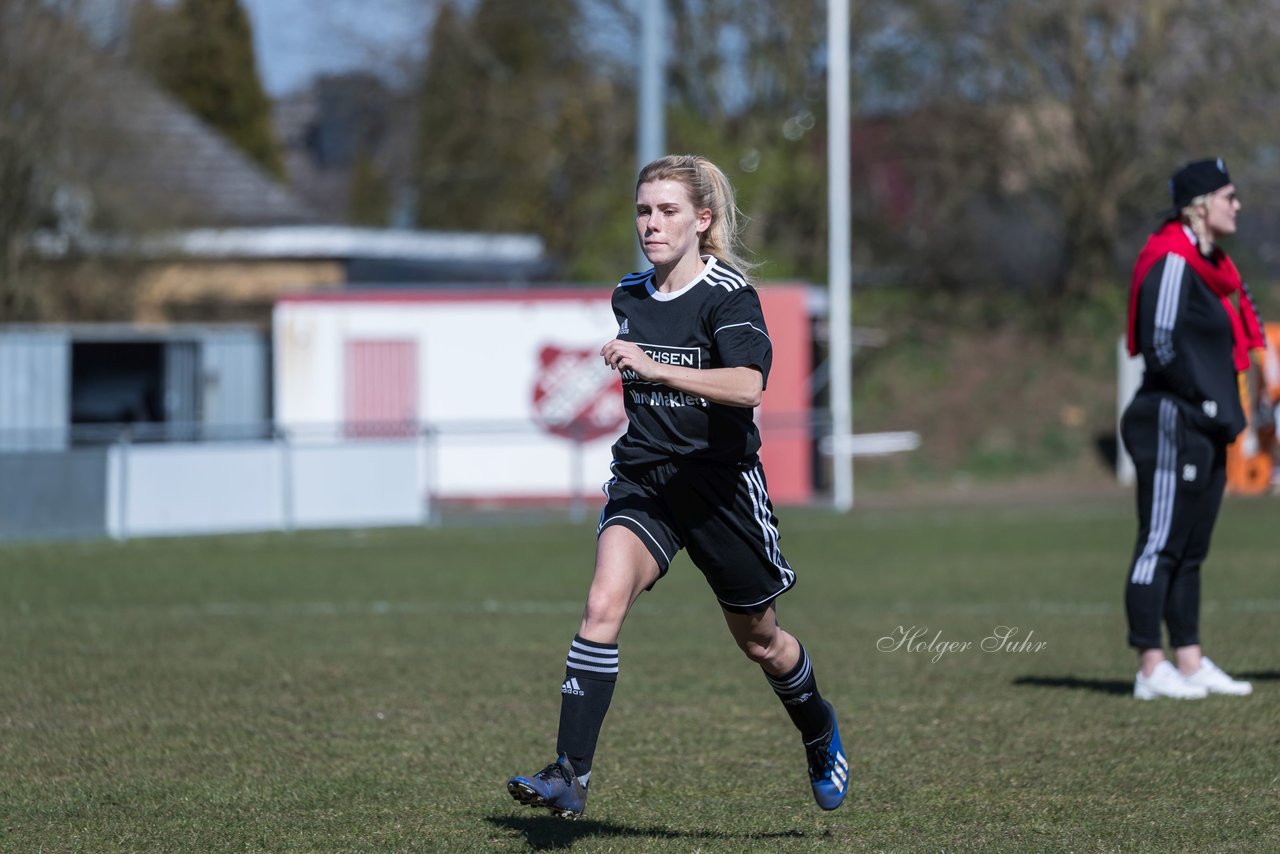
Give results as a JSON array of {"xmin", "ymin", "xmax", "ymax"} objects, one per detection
[{"xmin": 561, "ymin": 677, "xmax": 585, "ymax": 696}]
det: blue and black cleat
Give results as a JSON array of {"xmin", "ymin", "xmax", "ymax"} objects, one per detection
[
  {"xmin": 804, "ymin": 704, "xmax": 849, "ymax": 810},
  {"xmin": 507, "ymin": 754, "xmax": 589, "ymax": 820}
]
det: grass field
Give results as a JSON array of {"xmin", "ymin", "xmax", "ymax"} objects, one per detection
[{"xmin": 2, "ymin": 492, "xmax": 1278, "ymax": 852}]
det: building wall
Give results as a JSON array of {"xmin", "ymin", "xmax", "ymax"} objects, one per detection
[
  {"xmin": 0, "ymin": 325, "xmax": 269, "ymax": 447},
  {"xmin": 273, "ymin": 287, "xmax": 814, "ymax": 504},
  {"xmin": 0, "ymin": 330, "xmax": 70, "ymax": 451},
  {"xmin": 200, "ymin": 329, "xmax": 271, "ymax": 438},
  {"xmin": 135, "ymin": 260, "xmax": 346, "ymax": 322}
]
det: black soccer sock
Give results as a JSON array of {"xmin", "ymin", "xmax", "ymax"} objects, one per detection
[
  {"xmin": 764, "ymin": 643, "xmax": 833, "ymax": 741},
  {"xmin": 555, "ymin": 635, "xmax": 618, "ymax": 782}
]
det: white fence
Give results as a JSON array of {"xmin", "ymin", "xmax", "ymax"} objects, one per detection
[
  {"xmin": 105, "ymin": 436, "xmax": 430, "ymax": 540},
  {"xmin": 1, "ymin": 412, "xmax": 921, "ymax": 541}
]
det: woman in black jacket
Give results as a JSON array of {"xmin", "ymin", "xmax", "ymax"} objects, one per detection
[{"xmin": 1122, "ymin": 158, "xmax": 1264, "ymax": 700}]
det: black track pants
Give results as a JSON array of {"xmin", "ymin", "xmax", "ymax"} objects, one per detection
[{"xmin": 1121, "ymin": 393, "xmax": 1227, "ymax": 650}]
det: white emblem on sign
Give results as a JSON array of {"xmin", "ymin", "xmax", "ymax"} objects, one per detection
[{"xmin": 531, "ymin": 345, "xmax": 627, "ymax": 441}]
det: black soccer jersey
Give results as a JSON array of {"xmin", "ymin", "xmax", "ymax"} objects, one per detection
[{"xmin": 609, "ymin": 256, "xmax": 773, "ymax": 467}]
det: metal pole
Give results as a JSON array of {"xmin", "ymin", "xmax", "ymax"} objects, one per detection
[
  {"xmin": 421, "ymin": 424, "xmax": 440, "ymax": 527},
  {"xmin": 277, "ymin": 427, "xmax": 295, "ymax": 533},
  {"xmin": 828, "ymin": 0, "xmax": 854, "ymax": 511},
  {"xmin": 569, "ymin": 433, "xmax": 586, "ymax": 524},
  {"xmin": 637, "ymin": 0, "xmax": 666, "ymax": 270},
  {"xmin": 113, "ymin": 427, "xmax": 132, "ymax": 542}
]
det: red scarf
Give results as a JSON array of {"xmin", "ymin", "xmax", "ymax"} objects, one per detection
[{"xmin": 1127, "ymin": 221, "xmax": 1264, "ymax": 371}]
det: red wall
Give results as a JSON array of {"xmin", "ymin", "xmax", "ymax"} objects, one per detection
[{"xmin": 757, "ymin": 286, "xmax": 813, "ymax": 504}]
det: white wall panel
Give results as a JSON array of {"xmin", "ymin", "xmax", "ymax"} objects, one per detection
[
  {"xmin": 274, "ymin": 294, "xmax": 622, "ymax": 501},
  {"xmin": 0, "ymin": 330, "xmax": 70, "ymax": 451},
  {"xmin": 106, "ymin": 439, "xmax": 426, "ymax": 538}
]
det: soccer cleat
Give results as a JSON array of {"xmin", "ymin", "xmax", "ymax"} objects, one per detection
[
  {"xmin": 1134, "ymin": 660, "xmax": 1208, "ymax": 700},
  {"xmin": 506, "ymin": 755, "xmax": 589, "ymax": 819},
  {"xmin": 1182, "ymin": 657, "xmax": 1253, "ymax": 696},
  {"xmin": 804, "ymin": 704, "xmax": 849, "ymax": 811}
]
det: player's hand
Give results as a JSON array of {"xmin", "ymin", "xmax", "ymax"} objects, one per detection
[{"xmin": 601, "ymin": 339, "xmax": 662, "ymax": 381}]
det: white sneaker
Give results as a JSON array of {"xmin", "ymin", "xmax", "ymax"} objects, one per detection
[
  {"xmin": 1182, "ymin": 657, "xmax": 1253, "ymax": 696},
  {"xmin": 1134, "ymin": 661, "xmax": 1208, "ymax": 700}
]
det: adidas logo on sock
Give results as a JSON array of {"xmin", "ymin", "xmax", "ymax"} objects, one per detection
[
  {"xmin": 783, "ymin": 691, "xmax": 814, "ymax": 706},
  {"xmin": 561, "ymin": 677, "xmax": 585, "ymax": 696}
]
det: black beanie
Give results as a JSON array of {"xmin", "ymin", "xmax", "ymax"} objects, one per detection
[{"xmin": 1169, "ymin": 158, "xmax": 1231, "ymax": 210}]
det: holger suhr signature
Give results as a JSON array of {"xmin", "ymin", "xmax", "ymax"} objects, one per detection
[{"xmin": 877, "ymin": 625, "xmax": 1047, "ymax": 663}]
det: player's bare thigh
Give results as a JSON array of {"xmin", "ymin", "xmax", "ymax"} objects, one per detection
[{"xmin": 578, "ymin": 525, "xmax": 662, "ymax": 644}]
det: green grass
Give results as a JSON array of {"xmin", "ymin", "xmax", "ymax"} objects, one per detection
[{"xmin": 2, "ymin": 495, "xmax": 1278, "ymax": 852}]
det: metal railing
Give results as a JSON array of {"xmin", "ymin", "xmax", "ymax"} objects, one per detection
[{"xmin": 0, "ymin": 413, "xmax": 920, "ymax": 541}]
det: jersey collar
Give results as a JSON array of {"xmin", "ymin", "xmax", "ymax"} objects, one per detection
[{"xmin": 647, "ymin": 256, "xmax": 717, "ymax": 301}]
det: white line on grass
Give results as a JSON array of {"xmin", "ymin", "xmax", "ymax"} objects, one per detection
[
  {"xmin": 11, "ymin": 598, "xmax": 1280, "ymax": 621},
  {"xmin": 167, "ymin": 597, "xmax": 1280, "ymax": 619}
]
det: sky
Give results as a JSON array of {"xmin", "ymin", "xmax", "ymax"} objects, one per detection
[
  {"xmin": 238, "ymin": 0, "xmax": 434, "ymax": 96},
  {"xmin": 238, "ymin": 0, "xmax": 637, "ymax": 97},
  {"xmin": 73, "ymin": 0, "xmax": 639, "ymax": 99}
]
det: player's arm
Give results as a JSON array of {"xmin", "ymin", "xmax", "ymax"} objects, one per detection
[
  {"xmin": 1138, "ymin": 255, "xmax": 1198, "ymax": 400},
  {"xmin": 601, "ymin": 339, "xmax": 763, "ymax": 407}
]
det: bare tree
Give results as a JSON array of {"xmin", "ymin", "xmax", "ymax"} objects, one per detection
[
  {"xmin": 604, "ymin": 0, "xmax": 1280, "ymax": 296},
  {"xmin": 412, "ymin": 0, "xmax": 637, "ymax": 279},
  {"xmin": 0, "ymin": 1, "xmax": 102, "ymax": 319},
  {"xmin": 856, "ymin": 0, "xmax": 1280, "ymax": 298}
]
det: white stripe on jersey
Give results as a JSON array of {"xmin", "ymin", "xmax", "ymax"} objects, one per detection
[
  {"xmin": 1130, "ymin": 398, "xmax": 1179, "ymax": 585},
  {"xmin": 616, "ymin": 257, "xmax": 746, "ymax": 292},
  {"xmin": 617, "ymin": 269, "xmax": 654, "ymax": 289},
  {"xmin": 707, "ymin": 264, "xmax": 748, "ymax": 291},
  {"xmin": 1153, "ymin": 254, "xmax": 1185, "ymax": 367},
  {"xmin": 713, "ymin": 320, "xmax": 771, "ymax": 344}
]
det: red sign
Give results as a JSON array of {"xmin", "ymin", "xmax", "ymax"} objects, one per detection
[{"xmin": 531, "ymin": 345, "xmax": 626, "ymax": 441}]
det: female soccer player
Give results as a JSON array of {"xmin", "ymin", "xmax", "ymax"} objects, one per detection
[
  {"xmin": 507, "ymin": 154, "xmax": 848, "ymax": 818},
  {"xmin": 1123, "ymin": 158, "xmax": 1262, "ymax": 699}
]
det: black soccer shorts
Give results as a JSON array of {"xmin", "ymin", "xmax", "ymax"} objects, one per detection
[{"xmin": 597, "ymin": 458, "xmax": 797, "ymax": 613}]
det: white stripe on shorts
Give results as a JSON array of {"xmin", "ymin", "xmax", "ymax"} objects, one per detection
[{"xmin": 741, "ymin": 464, "xmax": 795, "ymax": 588}]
